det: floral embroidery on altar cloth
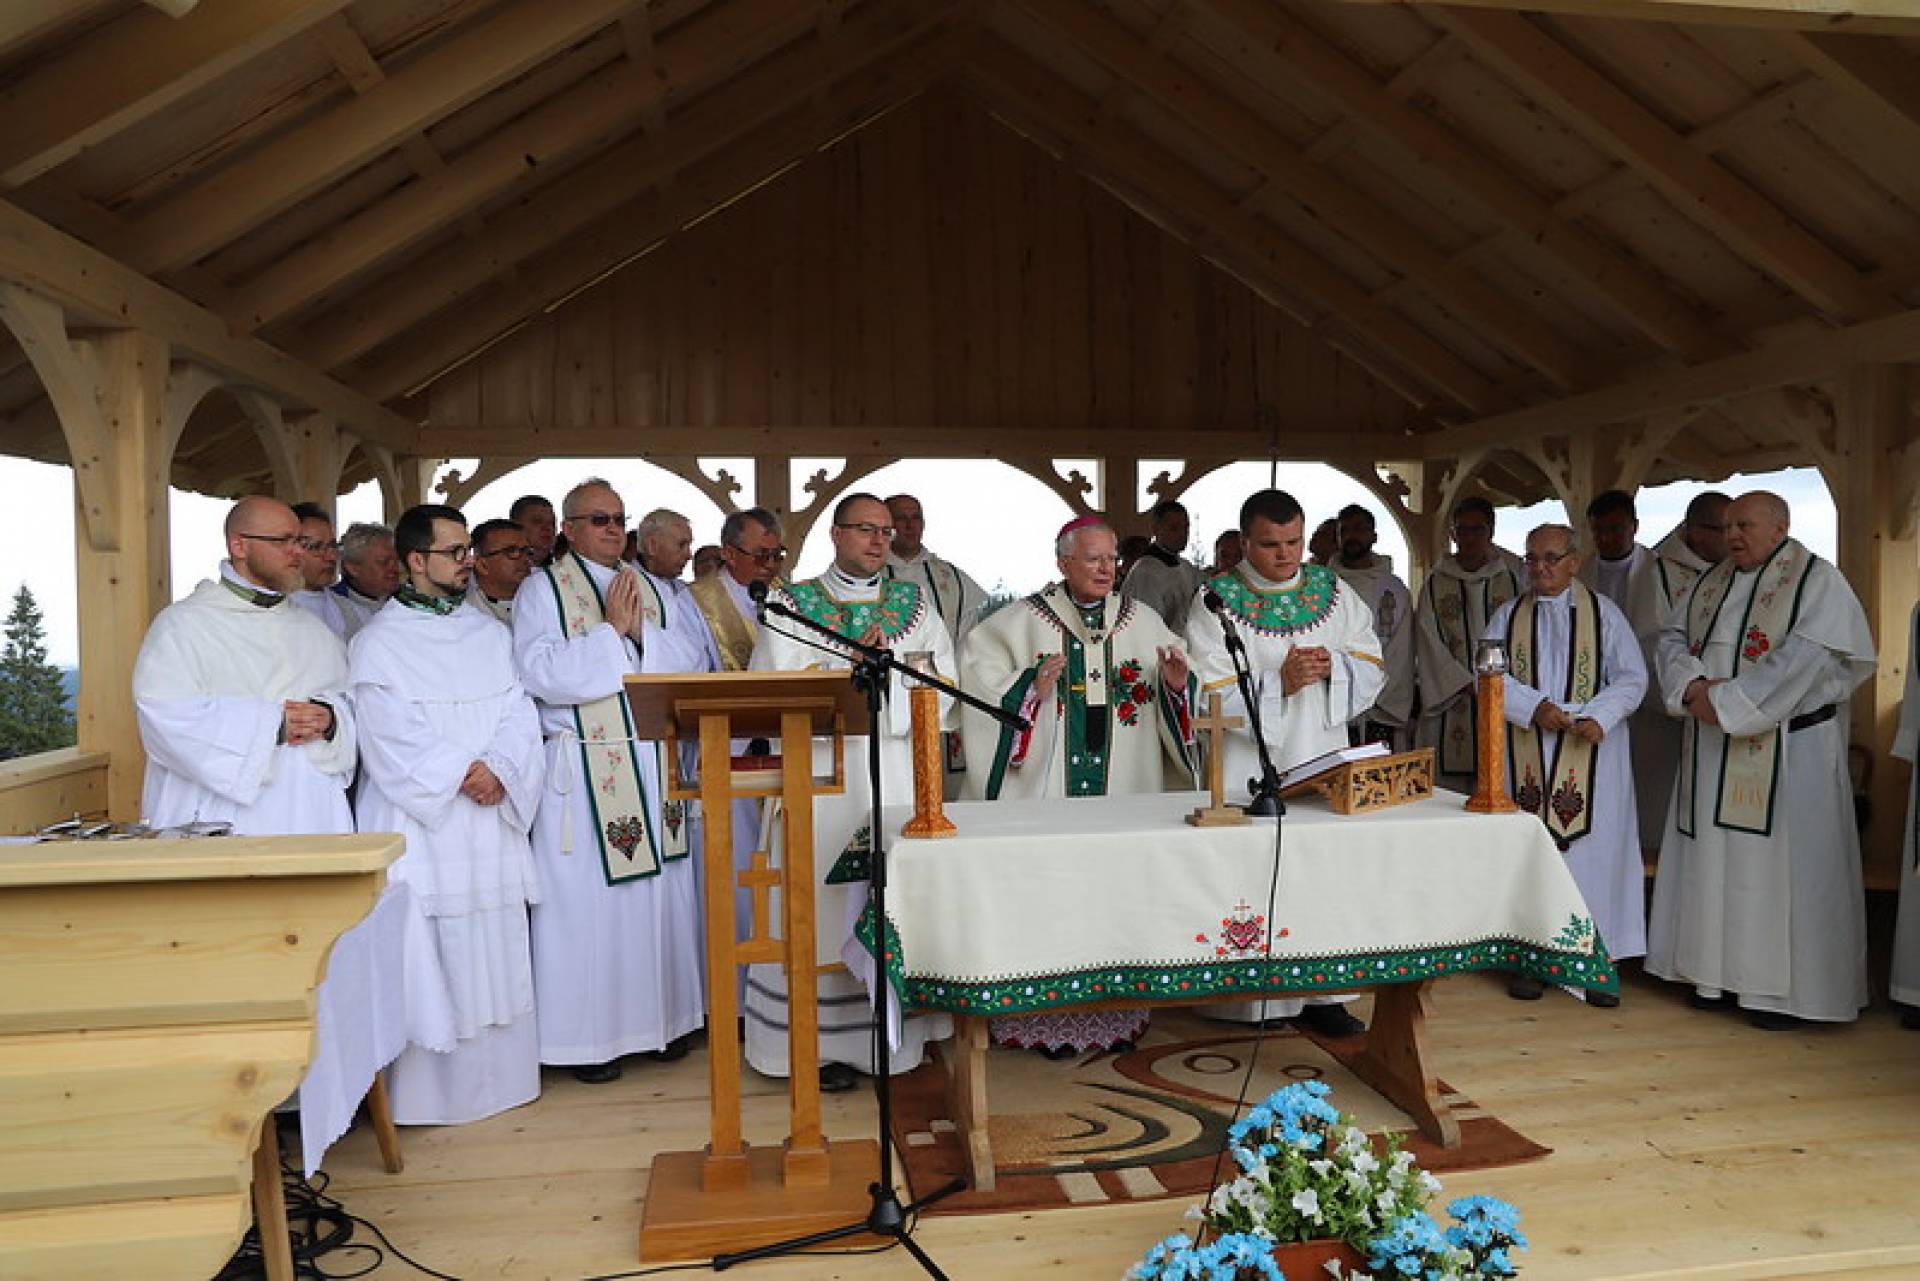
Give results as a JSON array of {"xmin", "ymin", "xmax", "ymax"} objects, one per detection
[{"xmin": 1196, "ymin": 898, "xmax": 1287, "ymax": 960}]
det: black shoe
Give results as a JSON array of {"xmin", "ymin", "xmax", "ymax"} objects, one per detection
[
  {"xmin": 642, "ymin": 1035, "xmax": 692, "ymax": 1063},
  {"xmin": 1902, "ymin": 1007, "xmax": 1920, "ymax": 1031},
  {"xmin": 1688, "ymin": 990, "xmax": 1737, "ymax": 1011},
  {"xmin": 819, "ymin": 1062, "xmax": 859, "ymax": 1093},
  {"xmin": 1747, "ymin": 1009, "xmax": 1805, "ymax": 1032},
  {"xmin": 1507, "ymin": 977, "xmax": 1546, "ymax": 1001},
  {"xmin": 1037, "ymin": 1043, "xmax": 1080, "ymax": 1061},
  {"xmin": 572, "ymin": 1061, "xmax": 622, "ymax": 1084},
  {"xmin": 1298, "ymin": 1004, "xmax": 1367, "ymax": 1037},
  {"xmin": 1587, "ymin": 990, "xmax": 1620, "ymax": 1009}
]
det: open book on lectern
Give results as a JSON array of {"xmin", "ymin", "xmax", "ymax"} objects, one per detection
[{"xmin": 1276, "ymin": 742, "xmax": 1390, "ymax": 791}]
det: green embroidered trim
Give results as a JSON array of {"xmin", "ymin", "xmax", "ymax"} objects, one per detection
[
  {"xmin": 220, "ymin": 577, "xmax": 285, "ymax": 609},
  {"xmin": 824, "ymin": 822, "xmax": 874, "ymax": 885},
  {"xmin": 784, "ymin": 578, "xmax": 924, "ymax": 641},
  {"xmin": 1062, "ymin": 633, "xmax": 1111, "ymax": 797},
  {"xmin": 1552, "ymin": 914, "xmax": 1596, "ymax": 951},
  {"xmin": 855, "ymin": 912, "xmax": 1618, "ymax": 1012},
  {"xmin": 1210, "ymin": 564, "xmax": 1339, "ymax": 636},
  {"xmin": 395, "ymin": 582, "xmax": 458, "ymax": 615},
  {"xmin": 985, "ymin": 667, "xmax": 1038, "ymax": 801}
]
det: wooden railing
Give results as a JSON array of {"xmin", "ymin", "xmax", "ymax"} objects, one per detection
[{"xmin": 0, "ymin": 748, "xmax": 110, "ymax": 836}]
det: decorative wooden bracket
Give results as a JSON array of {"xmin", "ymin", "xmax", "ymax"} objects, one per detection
[
  {"xmin": 0, "ymin": 284, "xmax": 116, "ymax": 550},
  {"xmin": 437, "ymin": 455, "xmax": 535, "ymax": 508}
]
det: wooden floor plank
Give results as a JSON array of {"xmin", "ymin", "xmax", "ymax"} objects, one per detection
[{"xmin": 296, "ymin": 969, "xmax": 1920, "ymax": 1280}]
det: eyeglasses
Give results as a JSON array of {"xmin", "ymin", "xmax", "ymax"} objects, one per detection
[
  {"xmin": 477, "ymin": 544, "xmax": 535, "ymax": 561},
  {"xmin": 728, "ymin": 543, "xmax": 789, "ymax": 563},
  {"xmin": 426, "ymin": 544, "xmax": 474, "ymax": 562},
  {"xmin": 1069, "ymin": 555, "xmax": 1120, "ymax": 569},
  {"xmin": 1521, "ymin": 552, "xmax": 1571, "ymax": 567},
  {"xmin": 296, "ymin": 537, "xmax": 340, "ymax": 554},
  {"xmin": 237, "ymin": 532, "xmax": 302, "ymax": 547},
  {"xmin": 835, "ymin": 522, "xmax": 896, "ymax": 540},
  {"xmin": 565, "ymin": 511, "xmax": 627, "ymax": 528}
]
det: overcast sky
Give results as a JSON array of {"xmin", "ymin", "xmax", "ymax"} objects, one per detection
[{"xmin": 0, "ymin": 453, "xmax": 1836, "ymax": 668}]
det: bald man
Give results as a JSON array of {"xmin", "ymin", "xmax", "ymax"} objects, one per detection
[
  {"xmin": 1649, "ymin": 492, "xmax": 1876, "ymax": 1029},
  {"xmin": 134, "ymin": 496, "xmax": 357, "ymax": 834}
]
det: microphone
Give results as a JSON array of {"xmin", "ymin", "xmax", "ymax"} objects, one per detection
[
  {"xmin": 748, "ymin": 579, "xmax": 769, "ymax": 619},
  {"xmin": 1202, "ymin": 588, "xmax": 1244, "ymax": 654}
]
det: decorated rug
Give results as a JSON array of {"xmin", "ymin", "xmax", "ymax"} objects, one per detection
[{"xmin": 891, "ymin": 1009, "xmax": 1549, "ymax": 1217}]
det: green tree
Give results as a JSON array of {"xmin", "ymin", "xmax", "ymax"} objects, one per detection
[{"xmin": 0, "ymin": 585, "xmax": 75, "ymax": 760}]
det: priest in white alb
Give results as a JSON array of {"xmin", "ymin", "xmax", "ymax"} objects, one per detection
[
  {"xmin": 961, "ymin": 515, "xmax": 1196, "ymax": 1056},
  {"xmin": 748, "ymin": 492, "xmax": 956, "ymax": 1092},
  {"xmin": 1184, "ymin": 488, "xmax": 1384, "ymax": 1037},
  {"xmin": 1623, "ymin": 491, "xmax": 1728, "ymax": 855},
  {"xmin": 1648, "ymin": 491, "xmax": 1876, "ymax": 1029},
  {"xmin": 350, "ymin": 504, "xmax": 545, "ymax": 1123},
  {"xmin": 1327, "ymin": 503, "xmax": 1414, "ymax": 749},
  {"xmin": 513, "ymin": 478, "xmax": 708, "ymax": 1082},
  {"xmin": 1485, "ymin": 524, "xmax": 1645, "ymax": 1007},
  {"xmin": 1414, "ymin": 497, "xmax": 1526, "ymax": 792},
  {"xmin": 134, "ymin": 495, "xmax": 356, "ymax": 835},
  {"xmin": 1889, "ymin": 602, "xmax": 1920, "ymax": 1030}
]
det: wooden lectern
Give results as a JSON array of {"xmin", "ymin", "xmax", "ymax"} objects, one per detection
[{"xmin": 625, "ymin": 670, "xmax": 878, "ymax": 1262}]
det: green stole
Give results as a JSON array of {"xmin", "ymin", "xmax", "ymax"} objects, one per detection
[
  {"xmin": 1432, "ymin": 559, "xmax": 1520, "ymax": 774},
  {"xmin": 1507, "ymin": 583, "xmax": 1601, "ymax": 851},
  {"xmin": 542, "ymin": 553, "xmax": 674, "ymax": 884},
  {"xmin": 1676, "ymin": 538, "xmax": 1814, "ymax": 838}
]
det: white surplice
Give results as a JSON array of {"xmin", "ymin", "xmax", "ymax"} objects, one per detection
[
  {"xmin": 1122, "ymin": 546, "xmax": 1207, "ymax": 637},
  {"xmin": 1623, "ymin": 527, "xmax": 1718, "ymax": 854},
  {"xmin": 746, "ymin": 565, "xmax": 956, "ymax": 1077},
  {"xmin": 1647, "ymin": 554, "xmax": 1876, "ymax": 1021},
  {"xmin": 294, "ymin": 588, "xmax": 350, "ymax": 640},
  {"xmin": 512, "ymin": 559, "xmax": 707, "ymax": 1064},
  {"xmin": 350, "ymin": 597, "xmax": 545, "ymax": 1124},
  {"xmin": 1184, "ymin": 561, "xmax": 1383, "ymax": 1022},
  {"xmin": 1414, "ymin": 548, "xmax": 1526, "ymax": 788},
  {"xmin": 1486, "ymin": 588, "xmax": 1649, "ymax": 961},
  {"xmin": 1329, "ymin": 552, "xmax": 1415, "ymax": 744},
  {"xmin": 1579, "ymin": 544, "xmax": 1649, "ymax": 612},
  {"xmin": 886, "ymin": 546, "xmax": 988, "ymax": 647},
  {"xmin": 134, "ymin": 566, "xmax": 357, "ymax": 834},
  {"xmin": 1887, "ymin": 604, "xmax": 1920, "ymax": 1008},
  {"xmin": 329, "ymin": 580, "xmax": 383, "ymax": 639}
]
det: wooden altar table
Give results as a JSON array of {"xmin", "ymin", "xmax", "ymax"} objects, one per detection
[{"xmin": 863, "ymin": 791, "xmax": 1615, "ymax": 1191}]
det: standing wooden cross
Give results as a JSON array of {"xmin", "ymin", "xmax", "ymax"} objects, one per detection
[{"xmin": 1187, "ymin": 692, "xmax": 1251, "ymax": 827}]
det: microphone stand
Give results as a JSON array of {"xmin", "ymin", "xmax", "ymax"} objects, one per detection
[
  {"xmin": 715, "ymin": 593, "xmax": 1027, "ymax": 1278},
  {"xmin": 1210, "ymin": 595, "xmax": 1287, "ymax": 818}
]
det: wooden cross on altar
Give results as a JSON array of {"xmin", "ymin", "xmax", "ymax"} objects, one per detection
[{"xmin": 1186, "ymin": 692, "xmax": 1251, "ymax": 827}]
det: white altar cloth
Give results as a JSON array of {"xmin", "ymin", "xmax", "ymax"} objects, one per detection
[
  {"xmin": 862, "ymin": 791, "xmax": 1614, "ymax": 1015},
  {"xmin": 298, "ymin": 882, "xmax": 423, "ymax": 1175}
]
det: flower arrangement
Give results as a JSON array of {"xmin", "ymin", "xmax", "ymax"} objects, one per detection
[{"xmin": 1126, "ymin": 1082, "xmax": 1527, "ymax": 1281}]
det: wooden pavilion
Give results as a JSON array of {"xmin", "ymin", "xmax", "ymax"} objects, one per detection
[{"xmin": 0, "ymin": 1, "xmax": 1917, "ymax": 1276}]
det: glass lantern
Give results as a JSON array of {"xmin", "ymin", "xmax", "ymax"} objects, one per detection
[{"xmin": 1473, "ymin": 638, "xmax": 1508, "ymax": 676}]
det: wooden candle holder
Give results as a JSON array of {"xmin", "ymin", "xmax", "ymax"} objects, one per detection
[
  {"xmin": 1463, "ymin": 668, "xmax": 1519, "ymax": 814},
  {"xmin": 902, "ymin": 682, "xmax": 956, "ymax": 838}
]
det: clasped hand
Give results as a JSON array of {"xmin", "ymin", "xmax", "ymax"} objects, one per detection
[
  {"xmin": 281, "ymin": 700, "xmax": 333, "ymax": 745},
  {"xmin": 1531, "ymin": 701, "xmax": 1604, "ymax": 743},
  {"xmin": 1280, "ymin": 645, "xmax": 1332, "ymax": 695},
  {"xmin": 603, "ymin": 568, "xmax": 644, "ymax": 639},
  {"xmin": 461, "ymin": 760, "xmax": 505, "ymax": 807},
  {"xmin": 1682, "ymin": 676, "xmax": 1723, "ymax": 728}
]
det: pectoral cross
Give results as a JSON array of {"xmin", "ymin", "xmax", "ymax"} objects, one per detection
[{"xmin": 1187, "ymin": 692, "xmax": 1251, "ymax": 828}]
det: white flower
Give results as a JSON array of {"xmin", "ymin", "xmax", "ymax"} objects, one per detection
[
  {"xmin": 1308, "ymin": 1159, "xmax": 1334, "ymax": 1178},
  {"xmin": 1418, "ymin": 1171, "xmax": 1443, "ymax": 1196},
  {"xmin": 1292, "ymin": 1189, "xmax": 1323, "ymax": 1222},
  {"xmin": 1350, "ymin": 1150, "xmax": 1379, "ymax": 1174},
  {"xmin": 1345, "ymin": 1169, "xmax": 1371, "ymax": 1192}
]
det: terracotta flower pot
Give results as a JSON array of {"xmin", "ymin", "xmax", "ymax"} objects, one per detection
[{"xmin": 1270, "ymin": 1237, "xmax": 1368, "ymax": 1274}]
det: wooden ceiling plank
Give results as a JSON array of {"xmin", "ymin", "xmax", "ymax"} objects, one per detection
[
  {"xmin": 1024, "ymin": 0, "xmax": 1593, "ymax": 389},
  {"xmin": 341, "ymin": 24, "xmax": 970, "ymax": 402},
  {"xmin": 1783, "ymin": 32, "xmax": 1920, "ymax": 160},
  {"xmin": 1435, "ymin": 7, "xmax": 1890, "ymax": 322},
  {"xmin": 0, "ymin": 198, "xmax": 416, "ymax": 451},
  {"xmin": 1415, "ymin": 301, "xmax": 1920, "ymax": 457},
  {"xmin": 228, "ymin": 0, "xmax": 821, "ymax": 332},
  {"xmin": 964, "ymin": 38, "xmax": 1498, "ymax": 412},
  {"xmin": 119, "ymin": 0, "xmax": 654, "ymax": 274},
  {"xmin": 1340, "ymin": 0, "xmax": 1920, "ymax": 36},
  {"xmin": 1197, "ymin": 0, "xmax": 1730, "ymax": 363},
  {"xmin": 296, "ymin": 1, "xmax": 963, "ymax": 376},
  {"xmin": 0, "ymin": 0, "xmax": 351, "ymax": 191}
]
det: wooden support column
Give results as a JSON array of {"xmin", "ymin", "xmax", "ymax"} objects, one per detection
[
  {"xmin": 1101, "ymin": 456, "xmax": 1142, "ymax": 534},
  {"xmin": 1832, "ymin": 364, "xmax": 1919, "ymax": 883},
  {"xmin": 755, "ymin": 455, "xmax": 792, "ymax": 531},
  {"xmin": 283, "ymin": 413, "xmax": 347, "ymax": 511},
  {"xmin": 75, "ymin": 330, "xmax": 173, "ymax": 821}
]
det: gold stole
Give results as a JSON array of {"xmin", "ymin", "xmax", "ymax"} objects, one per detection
[
  {"xmin": 1434, "ymin": 561, "xmax": 1519, "ymax": 774},
  {"xmin": 1677, "ymin": 539, "xmax": 1814, "ymax": 837},
  {"xmin": 543, "ymin": 554, "xmax": 669, "ymax": 883},
  {"xmin": 1507, "ymin": 584, "xmax": 1601, "ymax": 850},
  {"xmin": 635, "ymin": 571, "xmax": 695, "ymax": 860},
  {"xmin": 688, "ymin": 574, "xmax": 757, "ymax": 671}
]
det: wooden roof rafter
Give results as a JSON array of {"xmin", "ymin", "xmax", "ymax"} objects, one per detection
[{"xmin": 1350, "ymin": 0, "xmax": 1920, "ymax": 37}]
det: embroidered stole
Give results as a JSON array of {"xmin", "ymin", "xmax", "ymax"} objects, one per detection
[
  {"xmin": 543, "ymin": 554, "xmax": 673, "ymax": 884},
  {"xmin": 636, "ymin": 572, "xmax": 695, "ymax": 860},
  {"xmin": 1654, "ymin": 554, "xmax": 1705, "ymax": 618},
  {"xmin": 1677, "ymin": 538, "xmax": 1814, "ymax": 837},
  {"xmin": 1433, "ymin": 562, "xmax": 1519, "ymax": 775},
  {"xmin": 1507, "ymin": 584, "xmax": 1601, "ymax": 851},
  {"xmin": 687, "ymin": 574, "xmax": 756, "ymax": 671}
]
